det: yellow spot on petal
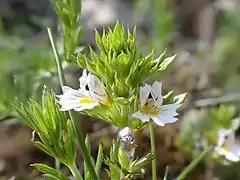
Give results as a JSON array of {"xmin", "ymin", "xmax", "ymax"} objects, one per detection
[
  {"xmin": 79, "ymin": 98, "xmax": 95, "ymax": 104},
  {"xmin": 221, "ymin": 142, "xmax": 230, "ymax": 152},
  {"xmin": 141, "ymin": 103, "xmax": 159, "ymax": 116},
  {"xmin": 104, "ymin": 98, "xmax": 110, "ymax": 107}
]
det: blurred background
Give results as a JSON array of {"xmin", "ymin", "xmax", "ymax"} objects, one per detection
[{"xmin": 0, "ymin": 0, "xmax": 240, "ymax": 179}]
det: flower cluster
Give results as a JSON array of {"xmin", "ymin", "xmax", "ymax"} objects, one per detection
[{"xmin": 58, "ymin": 70, "xmax": 181, "ymax": 128}]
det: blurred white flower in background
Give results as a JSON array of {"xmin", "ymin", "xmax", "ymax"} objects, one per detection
[{"xmin": 215, "ymin": 128, "xmax": 240, "ymax": 162}]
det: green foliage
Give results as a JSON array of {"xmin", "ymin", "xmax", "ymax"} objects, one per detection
[
  {"xmin": 95, "ymin": 143, "xmax": 104, "ymax": 177},
  {"xmin": 32, "ymin": 163, "xmax": 69, "ymax": 180},
  {"xmin": 0, "ymin": 11, "xmax": 56, "ymax": 119},
  {"xmin": 52, "ymin": 0, "xmax": 82, "ymax": 61},
  {"xmin": 14, "ymin": 88, "xmax": 77, "ymax": 166},
  {"xmin": 0, "ymin": 30, "xmax": 55, "ymax": 120},
  {"xmin": 210, "ymin": 105, "xmax": 236, "ymax": 129},
  {"xmin": 74, "ymin": 23, "xmax": 185, "ymax": 129},
  {"xmin": 104, "ymin": 139, "xmax": 154, "ymax": 179},
  {"xmin": 77, "ymin": 23, "xmax": 176, "ymax": 98}
]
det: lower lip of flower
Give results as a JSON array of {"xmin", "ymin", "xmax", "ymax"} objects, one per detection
[
  {"xmin": 141, "ymin": 103, "xmax": 159, "ymax": 116},
  {"xmin": 79, "ymin": 97, "xmax": 96, "ymax": 104},
  {"xmin": 220, "ymin": 143, "xmax": 231, "ymax": 152}
]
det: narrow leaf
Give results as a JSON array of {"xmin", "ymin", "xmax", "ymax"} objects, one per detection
[{"xmin": 32, "ymin": 163, "xmax": 68, "ymax": 180}]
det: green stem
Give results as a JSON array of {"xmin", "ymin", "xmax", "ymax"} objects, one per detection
[
  {"xmin": 163, "ymin": 166, "xmax": 169, "ymax": 180},
  {"xmin": 47, "ymin": 28, "xmax": 99, "ymax": 180},
  {"xmin": 69, "ymin": 163, "xmax": 83, "ymax": 180},
  {"xmin": 175, "ymin": 147, "xmax": 212, "ymax": 180},
  {"xmin": 149, "ymin": 120, "xmax": 157, "ymax": 180},
  {"xmin": 47, "ymin": 28, "xmax": 67, "ymax": 86}
]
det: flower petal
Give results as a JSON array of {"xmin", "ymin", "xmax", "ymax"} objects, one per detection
[
  {"xmin": 87, "ymin": 74, "xmax": 108, "ymax": 102},
  {"xmin": 60, "ymin": 104, "xmax": 81, "ymax": 111},
  {"xmin": 215, "ymin": 147, "xmax": 240, "ymax": 162},
  {"xmin": 79, "ymin": 69, "xmax": 88, "ymax": 89},
  {"xmin": 132, "ymin": 111, "xmax": 150, "ymax": 122},
  {"xmin": 140, "ymin": 84, "xmax": 151, "ymax": 108},
  {"xmin": 62, "ymin": 86, "xmax": 79, "ymax": 94},
  {"xmin": 217, "ymin": 128, "xmax": 235, "ymax": 149},
  {"xmin": 232, "ymin": 144, "xmax": 240, "ymax": 156},
  {"xmin": 151, "ymin": 116, "xmax": 165, "ymax": 126},
  {"xmin": 58, "ymin": 86, "xmax": 99, "ymax": 111},
  {"xmin": 218, "ymin": 128, "xmax": 233, "ymax": 137},
  {"xmin": 151, "ymin": 81, "xmax": 163, "ymax": 105},
  {"xmin": 74, "ymin": 100, "xmax": 99, "ymax": 111},
  {"xmin": 152, "ymin": 115, "xmax": 178, "ymax": 126},
  {"xmin": 225, "ymin": 152, "xmax": 240, "ymax": 162},
  {"xmin": 57, "ymin": 87, "xmax": 87, "ymax": 101},
  {"xmin": 215, "ymin": 147, "xmax": 226, "ymax": 156},
  {"xmin": 159, "ymin": 104, "xmax": 179, "ymax": 116}
]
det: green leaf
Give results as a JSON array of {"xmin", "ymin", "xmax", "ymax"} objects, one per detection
[
  {"xmin": 158, "ymin": 54, "xmax": 176, "ymax": 71},
  {"xmin": 32, "ymin": 163, "xmax": 69, "ymax": 180},
  {"xmin": 34, "ymin": 141, "xmax": 54, "ymax": 157},
  {"xmin": 95, "ymin": 30, "xmax": 105, "ymax": 52},
  {"xmin": 84, "ymin": 135, "xmax": 92, "ymax": 180},
  {"xmin": 118, "ymin": 148, "xmax": 131, "ymax": 170},
  {"xmin": 63, "ymin": 120, "xmax": 77, "ymax": 164},
  {"xmin": 173, "ymin": 93, "xmax": 187, "ymax": 105},
  {"xmin": 130, "ymin": 153, "xmax": 154, "ymax": 172},
  {"xmin": 163, "ymin": 166, "xmax": 169, "ymax": 180},
  {"xmin": 95, "ymin": 143, "xmax": 104, "ymax": 177},
  {"xmin": 44, "ymin": 174, "xmax": 65, "ymax": 180},
  {"xmin": 163, "ymin": 90, "xmax": 174, "ymax": 104},
  {"xmin": 115, "ymin": 97, "xmax": 130, "ymax": 105}
]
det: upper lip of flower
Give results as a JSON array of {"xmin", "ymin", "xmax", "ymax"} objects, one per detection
[
  {"xmin": 132, "ymin": 81, "xmax": 179, "ymax": 126},
  {"xmin": 217, "ymin": 128, "xmax": 235, "ymax": 151},
  {"xmin": 79, "ymin": 70, "xmax": 110, "ymax": 106}
]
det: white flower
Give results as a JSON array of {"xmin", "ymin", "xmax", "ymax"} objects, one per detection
[
  {"xmin": 57, "ymin": 70, "xmax": 110, "ymax": 111},
  {"xmin": 215, "ymin": 128, "xmax": 240, "ymax": 162},
  {"xmin": 132, "ymin": 81, "xmax": 180, "ymax": 126}
]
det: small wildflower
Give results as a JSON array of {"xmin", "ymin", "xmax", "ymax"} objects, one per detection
[
  {"xmin": 118, "ymin": 127, "xmax": 137, "ymax": 160},
  {"xmin": 132, "ymin": 81, "xmax": 180, "ymax": 126},
  {"xmin": 57, "ymin": 70, "xmax": 110, "ymax": 111},
  {"xmin": 215, "ymin": 128, "xmax": 240, "ymax": 162}
]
